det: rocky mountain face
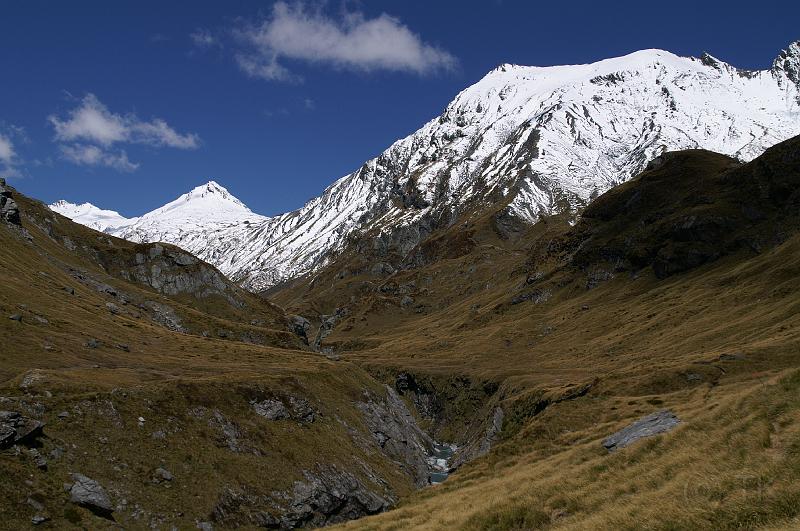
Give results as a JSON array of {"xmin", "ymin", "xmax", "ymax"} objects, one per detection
[{"xmin": 53, "ymin": 42, "xmax": 800, "ymax": 291}]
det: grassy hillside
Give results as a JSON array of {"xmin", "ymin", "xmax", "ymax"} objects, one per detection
[
  {"xmin": 2, "ymin": 135, "xmax": 800, "ymax": 529},
  {"xmin": 0, "ymin": 185, "xmax": 438, "ymax": 529},
  {"xmin": 272, "ymin": 136, "xmax": 800, "ymax": 529}
]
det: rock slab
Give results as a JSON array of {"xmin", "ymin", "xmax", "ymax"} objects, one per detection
[
  {"xmin": 69, "ymin": 473, "xmax": 113, "ymax": 515},
  {"xmin": 602, "ymin": 410, "xmax": 680, "ymax": 451}
]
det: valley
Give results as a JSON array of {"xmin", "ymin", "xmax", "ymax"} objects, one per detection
[{"xmin": 3, "ymin": 38, "xmax": 800, "ymax": 531}]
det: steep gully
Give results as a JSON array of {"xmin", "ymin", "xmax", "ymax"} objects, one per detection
[{"xmin": 356, "ymin": 368, "xmax": 596, "ymax": 491}]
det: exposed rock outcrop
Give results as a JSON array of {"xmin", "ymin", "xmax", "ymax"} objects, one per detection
[
  {"xmin": 0, "ymin": 178, "xmax": 21, "ymax": 226},
  {"xmin": 289, "ymin": 315, "xmax": 311, "ymax": 344},
  {"xmin": 0, "ymin": 411, "xmax": 44, "ymax": 449},
  {"xmin": 602, "ymin": 410, "xmax": 680, "ymax": 451},
  {"xmin": 451, "ymin": 407, "xmax": 504, "ymax": 469},
  {"xmin": 121, "ymin": 244, "xmax": 245, "ymax": 308},
  {"xmin": 357, "ymin": 386, "xmax": 433, "ymax": 487},
  {"xmin": 251, "ymin": 396, "xmax": 316, "ymax": 424},
  {"xmin": 209, "ymin": 467, "xmax": 390, "ymax": 529},
  {"xmin": 280, "ymin": 467, "xmax": 390, "ymax": 528},
  {"xmin": 312, "ymin": 308, "xmax": 348, "ymax": 351}
]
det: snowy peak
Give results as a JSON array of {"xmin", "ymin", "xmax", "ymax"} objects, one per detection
[
  {"xmin": 157, "ymin": 181, "xmax": 252, "ymax": 216},
  {"xmin": 54, "ymin": 41, "xmax": 800, "ymax": 292},
  {"xmin": 49, "ymin": 200, "xmax": 131, "ymax": 232},
  {"xmin": 50, "ymin": 179, "xmax": 264, "ymax": 249},
  {"xmin": 127, "ymin": 180, "xmax": 261, "ymax": 230},
  {"xmin": 185, "ymin": 181, "xmax": 247, "ymax": 206}
]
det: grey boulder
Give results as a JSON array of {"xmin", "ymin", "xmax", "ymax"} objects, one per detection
[
  {"xmin": 69, "ymin": 473, "xmax": 113, "ymax": 515},
  {"xmin": 153, "ymin": 467, "xmax": 174, "ymax": 482},
  {"xmin": 602, "ymin": 410, "xmax": 680, "ymax": 451}
]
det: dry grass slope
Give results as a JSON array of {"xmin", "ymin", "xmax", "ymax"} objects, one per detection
[{"xmin": 273, "ymin": 137, "xmax": 800, "ymax": 529}]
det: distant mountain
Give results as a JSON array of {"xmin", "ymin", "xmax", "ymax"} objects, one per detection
[
  {"xmin": 53, "ymin": 41, "xmax": 800, "ymax": 291},
  {"xmin": 49, "ymin": 200, "xmax": 130, "ymax": 232}
]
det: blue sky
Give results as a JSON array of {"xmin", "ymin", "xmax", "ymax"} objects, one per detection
[{"xmin": 1, "ymin": 0, "xmax": 798, "ymax": 217}]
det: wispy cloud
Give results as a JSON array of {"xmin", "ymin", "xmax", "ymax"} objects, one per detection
[
  {"xmin": 60, "ymin": 144, "xmax": 139, "ymax": 172},
  {"xmin": 48, "ymin": 94, "xmax": 199, "ymax": 171},
  {"xmin": 49, "ymin": 94, "xmax": 199, "ymax": 148},
  {"xmin": 0, "ymin": 134, "xmax": 14, "ymax": 164},
  {"xmin": 0, "ymin": 124, "xmax": 27, "ymax": 179},
  {"xmin": 263, "ymin": 107, "xmax": 290, "ymax": 119},
  {"xmin": 234, "ymin": 1, "xmax": 457, "ymax": 82},
  {"xmin": 190, "ymin": 28, "xmax": 222, "ymax": 49},
  {"xmin": 149, "ymin": 33, "xmax": 169, "ymax": 44}
]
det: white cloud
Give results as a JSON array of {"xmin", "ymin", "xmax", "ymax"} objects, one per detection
[
  {"xmin": 236, "ymin": 53, "xmax": 298, "ymax": 83},
  {"xmin": 191, "ymin": 28, "xmax": 222, "ymax": 49},
  {"xmin": 0, "ymin": 126, "xmax": 26, "ymax": 179},
  {"xmin": 60, "ymin": 144, "xmax": 139, "ymax": 173},
  {"xmin": 49, "ymin": 94, "xmax": 199, "ymax": 149},
  {"xmin": 131, "ymin": 119, "xmax": 199, "ymax": 149},
  {"xmin": 235, "ymin": 2, "xmax": 457, "ymax": 82},
  {"xmin": 49, "ymin": 94, "xmax": 200, "ymax": 172},
  {"xmin": 0, "ymin": 134, "xmax": 15, "ymax": 164}
]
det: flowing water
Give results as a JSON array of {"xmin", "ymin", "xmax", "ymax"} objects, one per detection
[{"xmin": 427, "ymin": 442, "xmax": 456, "ymax": 484}]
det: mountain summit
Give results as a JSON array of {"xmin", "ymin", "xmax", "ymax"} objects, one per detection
[
  {"xmin": 54, "ymin": 42, "xmax": 800, "ymax": 291},
  {"xmin": 133, "ymin": 180, "xmax": 255, "ymax": 221}
]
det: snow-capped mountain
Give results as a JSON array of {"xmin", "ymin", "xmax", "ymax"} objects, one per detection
[
  {"xmin": 52, "ymin": 42, "xmax": 800, "ymax": 291},
  {"xmin": 49, "ymin": 200, "xmax": 131, "ymax": 232}
]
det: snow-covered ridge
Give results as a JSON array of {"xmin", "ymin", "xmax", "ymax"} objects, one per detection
[
  {"xmin": 52, "ymin": 42, "xmax": 800, "ymax": 291},
  {"xmin": 50, "ymin": 200, "xmax": 131, "ymax": 232}
]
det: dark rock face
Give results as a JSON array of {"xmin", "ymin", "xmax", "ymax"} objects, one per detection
[
  {"xmin": 394, "ymin": 372, "xmax": 439, "ymax": 421},
  {"xmin": 0, "ymin": 178, "xmax": 21, "ymax": 225},
  {"xmin": 451, "ymin": 406, "xmax": 504, "ymax": 469},
  {"xmin": 289, "ymin": 315, "xmax": 311, "ymax": 344},
  {"xmin": 0, "ymin": 411, "xmax": 44, "ymax": 449},
  {"xmin": 357, "ymin": 386, "xmax": 433, "ymax": 487},
  {"xmin": 602, "ymin": 410, "xmax": 680, "ymax": 451},
  {"xmin": 209, "ymin": 468, "xmax": 390, "ymax": 529},
  {"xmin": 493, "ymin": 206, "xmax": 529, "ymax": 240},
  {"xmin": 312, "ymin": 308, "xmax": 348, "ymax": 351},
  {"xmin": 69, "ymin": 473, "xmax": 114, "ymax": 516},
  {"xmin": 281, "ymin": 467, "xmax": 390, "ymax": 528}
]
